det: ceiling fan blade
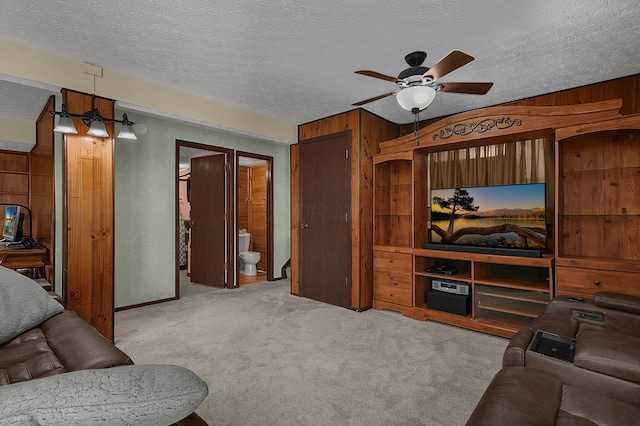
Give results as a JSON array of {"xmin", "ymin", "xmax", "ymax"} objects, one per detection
[
  {"xmin": 437, "ymin": 82, "xmax": 493, "ymax": 95},
  {"xmin": 423, "ymin": 50, "xmax": 474, "ymax": 81},
  {"xmin": 352, "ymin": 91, "xmax": 397, "ymax": 106},
  {"xmin": 355, "ymin": 70, "xmax": 401, "ymax": 83}
]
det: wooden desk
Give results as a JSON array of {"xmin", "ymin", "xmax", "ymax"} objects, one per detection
[{"xmin": 0, "ymin": 245, "xmax": 47, "ymax": 278}]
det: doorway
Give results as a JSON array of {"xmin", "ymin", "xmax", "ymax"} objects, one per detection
[
  {"xmin": 236, "ymin": 151, "xmax": 274, "ymax": 285},
  {"xmin": 176, "ymin": 141, "xmax": 235, "ymax": 294}
]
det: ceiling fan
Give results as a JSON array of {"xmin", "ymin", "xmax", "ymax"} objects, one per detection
[{"xmin": 353, "ymin": 50, "xmax": 493, "ymax": 112}]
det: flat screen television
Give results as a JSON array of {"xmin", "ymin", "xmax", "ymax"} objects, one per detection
[
  {"xmin": 2, "ymin": 205, "xmax": 24, "ymax": 243},
  {"xmin": 429, "ymin": 183, "xmax": 546, "ymax": 254}
]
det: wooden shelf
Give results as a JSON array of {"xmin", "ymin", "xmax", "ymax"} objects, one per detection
[
  {"xmin": 473, "ymin": 277, "xmax": 550, "ymax": 292},
  {"xmin": 413, "ymin": 248, "xmax": 554, "ymax": 267},
  {"xmin": 415, "ymin": 271, "xmax": 473, "ymax": 282},
  {"xmin": 413, "ymin": 249, "xmax": 554, "ymax": 335},
  {"xmin": 413, "ymin": 304, "xmax": 517, "ymax": 338},
  {"xmin": 474, "ymin": 315, "xmax": 532, "ymax": 335},
  {"xmin": 476, "ymin": 301, "xmax": 545, "ymax": 319},
  {"xmin": 476, "ymin": 287, "xmax": 549, "ymax": 305}
]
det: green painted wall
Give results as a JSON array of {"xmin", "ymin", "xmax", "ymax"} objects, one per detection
[{"xmin": 114, "ymin": 111, "xmax": 290, "ymax": 308}]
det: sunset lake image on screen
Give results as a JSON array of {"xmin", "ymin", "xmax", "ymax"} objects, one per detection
[{"xmin": 430, "ymin": 183, "xmax": 546, "ymax": 250}]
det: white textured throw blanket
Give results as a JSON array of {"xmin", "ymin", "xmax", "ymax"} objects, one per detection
[{"xmin": 0, "ymin": 364, "xmax": 208, "ymax": 425}]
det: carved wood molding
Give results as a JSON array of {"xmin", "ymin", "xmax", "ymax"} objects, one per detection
[
  {"xmin": 379, "ymin": 99, "xmax": 623, "ymax": 154},
  {"xmin": 432, "ymin": 117, "xmax": 522, "ymax": 140}
]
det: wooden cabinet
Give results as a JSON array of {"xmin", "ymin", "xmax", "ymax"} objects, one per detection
[
  {"xmin": 370, "ymin": 101, "xmax": 640, "ymax": 337},
  {"xmin": 413, "ymin": 250, "xmax": 553, "ymax": 337},
  {"xmin": 556, "ymin": 265, "xmax": 640, "ymax": 299},
  {"xmin": 555, "ymin": 114, "xmax": 640, "ymax": 299},
  {"xmin": 372, "ymin": 151, "xmax": 426, "ymax": 315},
  {"xmin": 373, "ymin": 249, "xmax": 413, "ymax": 315}
]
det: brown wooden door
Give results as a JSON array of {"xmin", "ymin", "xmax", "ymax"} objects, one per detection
[
  {"xmin": 299, "ymin": 131, "xmax": 351, "ymax": 308},
  {"xmin": 190, "ymin": 154, "xmax": 226, "ymax": 286}
]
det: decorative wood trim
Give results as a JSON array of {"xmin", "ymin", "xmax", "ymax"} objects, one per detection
[
  {"xmin": 555, "ymin": 112, "xmax": 640, "ymax": 141},
  {"xmin": 432, "ymin": 116, "xmax": 522, "ymax": 140},
  {"xmin": 379, "ymin": 99, "xmax": 623, "ymax": 154}
]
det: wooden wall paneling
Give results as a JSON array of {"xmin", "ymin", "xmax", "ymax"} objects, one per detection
[
  {"xmin": 298, "ymin": 110, "xmax": 361, "ymax": 141},
  {"xmin": 63, "ymin": 90, "xmax": 115, "ymax": 341},
  {"xmin": 349, "ymin": 116, "xmax": 362, "ymax": 310},
  {"xmin": 290, "ymin": 144, "xmax": 299, "ymax": 295},
  {"xmin": 0, "ymin": 151, "xmax": 29, "ymax": 205},
  {"xmin": 250, "ymin": 164, "xmax": 268, "ymax": 271},
  {"xmin": 238, "ymin": 165, "xmax": 249, "ymax": 231},
  {"xmin": 31, "ymin": 96, "xmax": 56, "ymax": 280}
]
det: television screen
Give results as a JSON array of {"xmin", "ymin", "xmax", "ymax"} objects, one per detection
[{"xmin": 430, "ymin": 183, "xmax": 546, "ymax": 251}]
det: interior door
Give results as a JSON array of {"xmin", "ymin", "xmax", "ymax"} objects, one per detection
[
  {"xmin": 299, "ymin": 131, "xmax": 351, "ymax": 308},
  {"xmin": 190, "ymin": 154, "xmax": 227, "ymax": 286}
]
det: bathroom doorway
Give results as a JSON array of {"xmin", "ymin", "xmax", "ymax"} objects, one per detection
[
  {"xmin": 236, "ymin": 151, "xmax": 274, "ymax": 285},
  {"xmin": 176, "ymin": 141, "xmax": 235, "ymax": 294}
]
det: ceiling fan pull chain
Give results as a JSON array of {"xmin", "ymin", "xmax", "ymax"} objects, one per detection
[{"xmin": 413, "ymin": 107, "xmax": 420, "ymax": 146}]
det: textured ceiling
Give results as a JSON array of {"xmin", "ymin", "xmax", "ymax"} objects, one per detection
[{"xmin": 1, "ymin": 0, "xmax": 640, "ymax": 129}]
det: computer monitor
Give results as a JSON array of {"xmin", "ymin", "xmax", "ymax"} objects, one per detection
[{"xmin": 2, "ymin": 205, "xmax": 24, "ymax": 243}]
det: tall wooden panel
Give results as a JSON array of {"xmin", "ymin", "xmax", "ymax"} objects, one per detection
[
  {"xmin": 32, "ymin": 96, "xmax": 56, "ymax": 281},
  {"xmin": 238, "ymin": 165, "xmax": 249, "ymax": 231},
  {"xmin": 62, "ymin": 90, "xmax": 115, "ymax": 341},
  {"xmin": 290, "ymin": 144, "xmax": 299, "ymax": 295},
  {"xmin": 249, "ymin": 164, "xmax": 268, "ymax": 271}
]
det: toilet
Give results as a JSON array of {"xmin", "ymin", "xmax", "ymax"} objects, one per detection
[{"xmin": 238, "ymin": 229, "xmax": 261, "ymax": 276}]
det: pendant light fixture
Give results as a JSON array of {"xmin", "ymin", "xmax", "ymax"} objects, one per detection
[
  {"xmin": 51, "ymin": 96, "xmax": 142, "ymax": 140},
  {"xmin": 50, "ymin": 72, "xmax": 144, "ymax": 140}
]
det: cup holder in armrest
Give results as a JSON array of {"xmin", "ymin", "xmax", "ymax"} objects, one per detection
[{"xmin": 529, "ymin": 331, "xmax": 576, "ymax": 363}]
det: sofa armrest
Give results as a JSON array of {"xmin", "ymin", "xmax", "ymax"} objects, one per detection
[
  {"xmin": 0, "ymin": 364, "xmax": 208, "ymax": 426},
  {"xmin": 40, "ymin": 310, "xmax": 133, "ymax": 370},
  {"xmin": 593, "ymin": 291, "xmax": 640, "ymax": 315},
  {"xmin": 502, "ymin": 328, "xmax": 534, "ymax": 367}
]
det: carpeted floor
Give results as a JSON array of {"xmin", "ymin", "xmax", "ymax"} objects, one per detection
[{"xmin": 115, "ymin": 276, "xmax": 507, "ymax": 426}]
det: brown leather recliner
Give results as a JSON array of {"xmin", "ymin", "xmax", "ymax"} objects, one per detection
[
  {"xmin": 467, "ymin": 292, "xmax": 640, "ymax": 425},
  {"xmin": 0, "ymin": 309, "xmax": 133, "ymax": 386},
  {"xmin": 467, "ymin": 366, "xmax": 640, "ymax": 426}
]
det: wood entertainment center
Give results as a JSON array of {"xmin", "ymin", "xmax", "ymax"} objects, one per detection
[{"xmin": 373, "ymin": 99, "xmax": 640, "ymax": 337}]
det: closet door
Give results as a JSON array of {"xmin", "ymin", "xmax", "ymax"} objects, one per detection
[{"xmin": 299, "ymin": 131, "xmax": 351, "ymax": 308}]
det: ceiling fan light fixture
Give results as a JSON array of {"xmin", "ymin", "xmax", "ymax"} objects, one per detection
[{"xmin": 396, "ymin": 85, "xmax": 436, "ymax": 112}]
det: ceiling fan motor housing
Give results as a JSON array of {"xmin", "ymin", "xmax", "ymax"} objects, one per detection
[{"xmin": 398, "ymin": 66, "xmax": 429, "ymax": 80}]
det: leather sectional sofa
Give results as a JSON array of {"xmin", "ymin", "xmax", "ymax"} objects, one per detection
[
  {"xmin": 0, "ymin": 265, "xmax": 207, "ymax": 425},
  {"xmin": 467, "ymin": 291, "xmax": 640, "ymax": 425},
  {"xmin": 1, "ymin": 309, "xmax": 133, "ymax": 386}
]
